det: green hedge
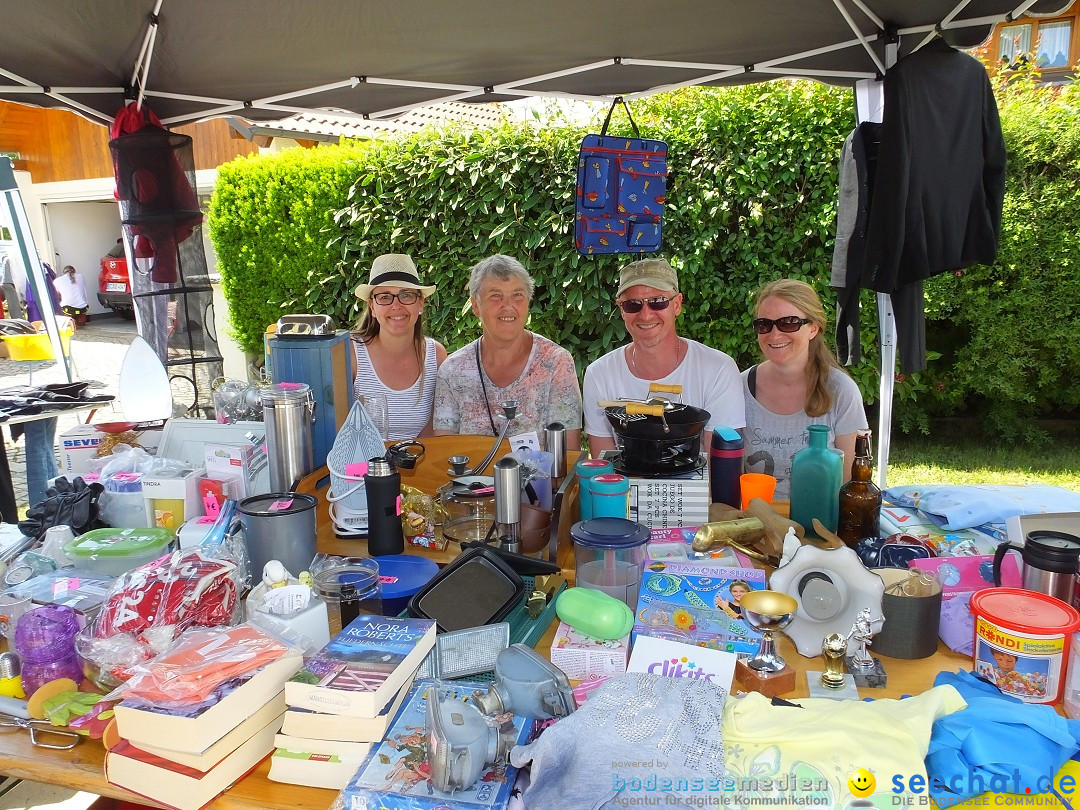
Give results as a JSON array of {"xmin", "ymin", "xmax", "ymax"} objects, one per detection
[{"xmin": 208, "ymin": 78, "xmax": 1080, "ymax": 438}]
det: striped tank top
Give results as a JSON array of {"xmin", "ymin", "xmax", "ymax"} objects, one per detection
[{"xmin": 352, "ymin": 336, "xmax": 438, "ymax": 441}]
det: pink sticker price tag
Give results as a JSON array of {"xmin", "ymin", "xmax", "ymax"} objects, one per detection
[
  {"xmin": 113, "ymin": 472, "xmax": 140, "ymax": 482},
  {"xmin": 378, "ymin": 576, "xmax": 399, "ymax": 584},
  {"xmin": 268, "ymin": 499, "xmax": 294, "ymax": 512},
  {"xmin": 344, "ymin": 462, "xmax": 369, "ymax": 479},
  {"xmin": 52, "ymin": 578, "xmax": 80, "ymax": 596},
  {"xmin": 395, "ymin": 495, "xmax": 402, "ymax": 516}
]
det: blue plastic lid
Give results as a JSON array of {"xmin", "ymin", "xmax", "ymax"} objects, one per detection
[
  {"xmin": 375, "ymin": 554, "xmax": 440, "ymax": 601},
  {"xmin": 712, "ymin": 425, "xmax": 743, "ymax": 449},
  {"xmin": 570, "ymin": 518, "xmax": 650, "ymax": 549}
]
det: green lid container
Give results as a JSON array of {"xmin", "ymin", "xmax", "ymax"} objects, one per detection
[{"xmin": 64, "ymin": 528, "xmax": 174, "ymax": 576}]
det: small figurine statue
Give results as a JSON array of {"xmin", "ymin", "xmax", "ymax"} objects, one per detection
[
  {"xmin": 820, "ymin": 632, "xmax": 848, "ymax": 689},
  {"xmin": 845, "ymin": 607, "xmax": 878, "ymax": 668}
]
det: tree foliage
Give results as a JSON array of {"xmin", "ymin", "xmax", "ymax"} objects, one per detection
[{"xmin": 208, "ymin": 78, "xmax": 1080, "ymax": 439}]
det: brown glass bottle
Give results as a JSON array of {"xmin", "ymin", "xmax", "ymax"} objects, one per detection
[{"xmin": 837, "ymin": 432, "xmax": 882, "ymax": 547}]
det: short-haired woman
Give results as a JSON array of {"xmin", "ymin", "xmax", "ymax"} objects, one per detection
[{"xmin": 433, "ymin": 254, "xmax": 581, "ymax": 447}]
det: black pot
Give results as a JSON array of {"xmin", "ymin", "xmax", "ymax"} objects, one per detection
[
  {"xmin": 605, "ymin": 405, "xmax": 711, "ymax": 474},
  {"xmin": 604, "ymin": 404, "xmax": 710, "ymax": 441}
]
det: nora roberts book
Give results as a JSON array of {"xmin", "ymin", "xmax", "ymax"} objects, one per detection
[
  {"xmin": 284, "ymin": 614, "xmax": 436, "ymax": 717},
  {"xmin": 280, "ymin": 677, "xmax": 412, "ymax": 742}
]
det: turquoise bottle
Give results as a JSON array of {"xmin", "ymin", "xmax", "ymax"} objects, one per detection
[{"xmin": 789, "ymin": 424, "xmax": 843, "ymax": 538}]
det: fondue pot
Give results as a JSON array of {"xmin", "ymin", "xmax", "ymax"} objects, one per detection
[{"xmin": 604, "ymin": 404, "xmax": 710, "ymax": 475}]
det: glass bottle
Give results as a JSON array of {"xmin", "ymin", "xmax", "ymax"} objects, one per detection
[
  {"xmin": 837, "ymin": 431, "xmax": 882, "ymax": 547},
  {"xmin": 789, "ymin": 424, "xmax": 843, "ymax": 538}
]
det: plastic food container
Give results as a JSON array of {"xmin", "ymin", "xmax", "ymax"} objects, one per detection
[
  {"xmin": 971, "ymin": 587, "xmax": 1080, "ymax": 704},
  {"xmin": 571, "ymin": 518, "xmax": 650, "ymax": 609},
  {"xmin": 63, "ymin": 527, "xmax": 173, "ymax": 576},
  {"xmin": 0, "ymin": 327, "xmax": 73, "ymax": 361}
]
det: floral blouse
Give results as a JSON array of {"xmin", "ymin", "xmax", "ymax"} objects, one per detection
[{"xmin": 433, "ymin": 332, "xmax": 582, "ymax": 436}]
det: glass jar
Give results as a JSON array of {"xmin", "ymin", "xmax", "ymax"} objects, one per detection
[{"xmin": 313, "ymin": 558, "xmax": 382, "ymax": 636}]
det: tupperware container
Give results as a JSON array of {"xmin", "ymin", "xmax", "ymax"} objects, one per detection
[
  {"xmin": 63, "ymin": 527, "xmax": 173, "ymax": 576},
  {"xmin": 571, "ymin": 518, "xmax": 650, "ymax": 609}
]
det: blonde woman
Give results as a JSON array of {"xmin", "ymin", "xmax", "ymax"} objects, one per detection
[
  {"xmin": 741, "ymin": 279, "xmax": 867, "ymax": 500},
  {"xmin": 352, "ymin": 254, "xmax": 446, "ymax": 440}
]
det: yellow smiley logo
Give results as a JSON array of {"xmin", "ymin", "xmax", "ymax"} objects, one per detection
[{"xmin": 848, "ymin": 768, "xmax": 876, "ymax": 798}]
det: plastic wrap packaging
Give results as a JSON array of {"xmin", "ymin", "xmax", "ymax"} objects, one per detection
[
  {"xmin": 104, "ymin": 622, "xmax": 297, "ymax": 708},
  {"xmin": 76, "ymin": 535, "xmax": 248, "ymax": 688}
]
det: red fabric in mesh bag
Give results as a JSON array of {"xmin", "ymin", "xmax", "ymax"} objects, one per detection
[{"xmin": 96, "ymin": 549, "xmax": 238, "ymax": 642}]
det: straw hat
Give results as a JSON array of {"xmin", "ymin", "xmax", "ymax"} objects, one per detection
[{"xmin": 354, "ymin": 254, "xmax": 436, "ymax": 300}]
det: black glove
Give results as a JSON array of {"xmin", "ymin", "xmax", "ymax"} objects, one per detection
[{"xmin": 18, "ymin": 476, "xmax": 106, "ymax": 541}]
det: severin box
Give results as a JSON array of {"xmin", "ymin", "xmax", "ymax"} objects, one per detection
[{"xmin": 59, "ymin": 425, "xmax": 103, "ymax": 476}]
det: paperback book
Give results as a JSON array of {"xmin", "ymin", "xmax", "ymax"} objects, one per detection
[
  {"xmin": 342, "ymin": 679, "xmax": 532, "ymax": 810},
  {"xmin": 268, "ymin": 747, "xmax": 367, "ymax": 790},
  {"xmin": 280, "ymin": 677, "xmax": 412, "ymax": 742},
  {"xmin": 113, "ymin": 649, "xmax": 302, "ymax": 754},
  {"xmin": 105, "ymin": 711, "xmax": 281, "ymax": 810},
  {"xmin": 284, "ymin": 614, "xmax": 435, "ymax": 717},
  {"xmin": 273, "ymin": 733, "xmax": 373, "ymax": 760}
]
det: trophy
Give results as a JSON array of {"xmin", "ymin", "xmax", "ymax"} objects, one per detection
[
  {"xmin": 844, "ymin": 607, "xmax": 887, "ymax": 688},
  {"xmin": 735, "ymin": 590, "xmax": 798, "ymax": 697}
]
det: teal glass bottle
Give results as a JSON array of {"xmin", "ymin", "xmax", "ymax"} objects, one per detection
[{"xmin": 789, "ymin": 424, "xmax": 843, "ymax": 537}]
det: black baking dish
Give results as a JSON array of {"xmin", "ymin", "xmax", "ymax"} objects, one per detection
[{"xmin": 406, "ymin": 545, "xmax": 526, "ymax": 632}]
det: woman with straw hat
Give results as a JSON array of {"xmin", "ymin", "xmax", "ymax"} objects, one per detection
[{"xmin": 352, "ymin": 254, "xmax": 446, "ymax": 440}]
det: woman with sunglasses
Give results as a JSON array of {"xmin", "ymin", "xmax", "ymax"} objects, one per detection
[
  {"xmin": 742, "ymin": 278, "xmax": 867, "ymax": 499},
  {"xmin": 351, "ymin": 254, "xmax": 446, "ymax": 440},
  {"xmin": 583, "ymin": 258, "xmax": 744, "ymax": 455},
  {"xmin": 434, "ymin": 254, "xmax": 582, "ymax": 445}
]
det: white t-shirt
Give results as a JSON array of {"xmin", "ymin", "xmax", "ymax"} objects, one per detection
[
  {"xmin": 741, "ymin": 365, "xmax": 868, "ymax": 499},
  {"xmin": 582, "ymin": 338, "xmax": 745, "ymax": 441},
  {"xmin": 53, "ymin": 273, "xmax": 89, "ymax": 308}
]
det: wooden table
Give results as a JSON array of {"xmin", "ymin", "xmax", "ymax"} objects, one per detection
[{"xmin": 0, "ymin": 440, "xmax": 1068, "ymax": 809}]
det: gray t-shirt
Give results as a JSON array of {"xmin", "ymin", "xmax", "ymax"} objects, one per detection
[{"xmin": 741, "ymin": 366, "xmax": 867, "ymax": 499}]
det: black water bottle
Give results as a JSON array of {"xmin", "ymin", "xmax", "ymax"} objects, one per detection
[
  {"xmin": 364, "ymin": 456, "xmax": 404, "ymax": 556},
  {"xmin": 710, "ymin": 426, "xmax": 744, "ymax": 509}
]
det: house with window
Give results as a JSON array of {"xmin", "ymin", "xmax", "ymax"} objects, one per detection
[{"xmin": 986, "ymin": 9, "xmax": 1078, "ymax": 77}]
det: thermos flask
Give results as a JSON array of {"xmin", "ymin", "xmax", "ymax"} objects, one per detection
[
  {"xmin": 364, "ymin": 456, "xmax": 404, "ymax": 556},
  {"xmin": 710, "ymin": 426, "xmax": 744, "ymax": 509}
]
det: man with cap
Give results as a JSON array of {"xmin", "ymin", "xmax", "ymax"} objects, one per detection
[{"xmin": 582, "ymin": 257, "xmax": 744, "ymax": 455}]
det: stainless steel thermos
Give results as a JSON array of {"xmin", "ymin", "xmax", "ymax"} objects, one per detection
[
  {"xmin": 364, "ymin": 457, "xmax": 404, "ymax": 556},
  {"xmin": 993, "ymin": 530, "xmax": 1080, "ymax": 605}
]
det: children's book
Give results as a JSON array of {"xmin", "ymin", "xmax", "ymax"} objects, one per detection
[
  {"xmin": 284, "ymin": 614, "xmax": 435, "ymax": 717},
  {"xmin": 633, "ymin": 562, "xmax": 766, "ymax": 654},
  {"xmin": 104, "ymin": 711, "xmax": 281, "ymax": 810},
  {"xmin": 280, "ymin": 677, "xmax": 413, "ymax": 742},
  {"xmin": 341, "ymin": 679, "xmax": 531, "ymax": 810}
]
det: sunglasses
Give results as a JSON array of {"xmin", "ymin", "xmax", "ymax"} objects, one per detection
[
  {"xmin": 753, "ymin": 316, "xmax": 812, "ymax": 334},
  {"xmin": 617, "ymin": 296, "xmax": 675, "ymax": 314},
  {"xmin": 372, "ymin": 290, "xmax": 422, "ymax": 306}
]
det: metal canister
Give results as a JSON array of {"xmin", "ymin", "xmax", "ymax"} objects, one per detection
[{"xmin": 261, "ymin": 382, "xmax": 315, "ymax": 491}]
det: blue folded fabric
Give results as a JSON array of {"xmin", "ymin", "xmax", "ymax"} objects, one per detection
[
  {"xmin": 926, "ymin": 670, "xmax": 1080, "ymax": 802},
  {"xmin": 884, "ymin": 485, "xmax": 1080, "ymax": 530}
]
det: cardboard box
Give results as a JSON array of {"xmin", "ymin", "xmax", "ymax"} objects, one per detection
[
  {"xmin": 204, "ymin": 441, "xmax": 269, "ymax": 498},
  {"xmin": 628, "ymin": 474, "xmax": 710, "ymax": 529},
  {"xmin": 550, "ymin": 621, "xmax": 629, "ymax": 681},
  {"xmin": 142, "ymin": 467, "xmax": 204, "ymax": 529},
  {"xmin": 59, "ymin": 424, "xmax": 162, "ymax": 477}
]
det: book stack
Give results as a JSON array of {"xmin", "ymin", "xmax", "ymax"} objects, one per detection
[
  {"xmin": 104, "ymin": 625, "xmax": 304, "ymax": 810},
  {"xmin": 270, "ymin": 614, "xmax": 436, "ymax": 790}
]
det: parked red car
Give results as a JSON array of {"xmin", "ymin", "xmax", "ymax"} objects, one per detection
[{"xmin": 98, "ymin": 239, "xmax": 134, "ymax": 318}]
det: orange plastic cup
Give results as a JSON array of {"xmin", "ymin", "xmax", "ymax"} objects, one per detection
[{"xmin": 740, "ymin": 473, "xmax": 777, "ymax": 509}]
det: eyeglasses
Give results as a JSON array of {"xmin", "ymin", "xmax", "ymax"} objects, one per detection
[
  {"xmin": 753, "ymin": 316, "xmax": 812, "ymax": 334},
  {"xmin": 372, "ymin": 290, "xmax": 422, "ymax": 306},
  {"xmin": 617, "ymin": 296, "xmax": 675, "ymax": 314}
]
